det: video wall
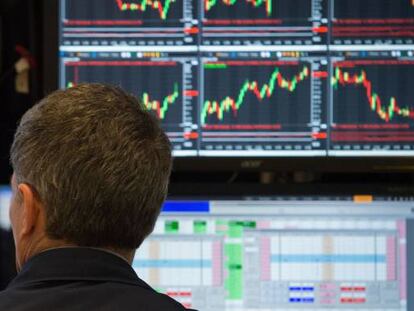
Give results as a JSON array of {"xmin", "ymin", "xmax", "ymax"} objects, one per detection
[{"xmin": 58, "ymin": 0, "xmax": 414, "ymax": 156}]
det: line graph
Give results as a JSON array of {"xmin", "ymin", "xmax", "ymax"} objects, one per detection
[
  {"xmin": 115, "ymin": 0, "xmax": 176, "ymax": 20},
  {"xmin": 204, "ymin": 0, "xmax": 272, "ymax": 16},
  {"xmin": 332, "ymin": 67, "xmax": 414, "ymax": 123},
  {"xmin": 143, "ymin": 83, "xmax": 179, "ymax": 119},
  {"xmin": 202, "ymin": 65, "xmax": 309, "ymax": 125}
]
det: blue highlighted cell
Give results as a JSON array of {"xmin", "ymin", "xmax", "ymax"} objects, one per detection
[
  {"xmin": 289, "ymin": 298, "xmax": 314, "ymax": 303},
  {"xmin": 133, "ymin": 259, "xmax": 212, "ymax": 268},
  {"xmin": 162, "ymin": 201, "xmax": 210, "ymax": 213},
  {"xmin": 302, "ymin": 298, "xmax": 315, "ymax": 303},
  {"xmin": 289, "ymin": 287, "xmax": 314, "ymax": 292}
]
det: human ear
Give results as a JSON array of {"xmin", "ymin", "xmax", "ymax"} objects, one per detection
[{"xmin": 17, "ymin": 183, "xmax": 40, "ymax": 237}]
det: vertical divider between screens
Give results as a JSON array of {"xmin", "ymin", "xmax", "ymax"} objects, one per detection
[
  {"xmin": 197, "ymin": 0, "xmax": 203, "ymax": 157},
  {"xmin": 326, "ymin": 0, "xmax": 332, "ymax": 156}
]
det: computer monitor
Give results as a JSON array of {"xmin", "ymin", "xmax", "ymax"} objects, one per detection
[
  {"xmin": 0, "ymin": 186, "xmax": 11, "ymax": 230},
  {"xmin": 134, "ymin": 195, "xmax": 414, "ymax": 310},
  {"xmin": 1, "ymin": 183, "xmax": 413, "ymax": 309},
  {"xmin": 41, "ymin": 0, "xmax": 414, "ymax": 171}
]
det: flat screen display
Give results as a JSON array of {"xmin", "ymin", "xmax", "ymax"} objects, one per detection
[
  {"xmin": 137, "ymin": 195, "xmax": 414, "ymax": 310},
  {"xmin": 57, "ymin": 0, "xmax": 414, "ymax": 157}
]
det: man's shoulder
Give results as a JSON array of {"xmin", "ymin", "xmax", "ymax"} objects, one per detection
[
  {"xmin": 0, "ymin": 248, "xmax": 195, "ymax": 310},
  {"xmin": 0, "ymin": 280, "xmax": 192, "ymax": 311}
]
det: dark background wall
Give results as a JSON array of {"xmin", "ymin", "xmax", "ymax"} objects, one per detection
[{"xmin": 0, "ymin": 0, "xmax": 43, "ymax": 185}]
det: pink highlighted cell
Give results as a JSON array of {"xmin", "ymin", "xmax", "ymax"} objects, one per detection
[
  {"xmin": 386, "ymin": 236, "xmax": 396, "ymax": 280},
  {"xmin": 320, "ymin": 283, "xmax": 336, "ymax": 290},
  {"xmin": 260, "ymin": 237, "xmax": 271, "ymax": 281},
  {"xmin": 397, "ymin": 220, "xmax": 406, "ymax": 238},
  {"xmin": 212, "ymin": 241, "xmax": 223, "ymax": 286}
]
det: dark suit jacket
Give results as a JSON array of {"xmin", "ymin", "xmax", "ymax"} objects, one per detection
[
  {"xmin": 0, "ymin": 247, "xmax": 196, "ymax": 310},
  {"xmin": 0, "ymin": 229, "xmax": 16, "ymax": 290}
]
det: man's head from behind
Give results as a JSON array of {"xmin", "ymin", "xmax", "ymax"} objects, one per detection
[{"xmin": 9, "ymin": 84, "xmax": 172, "ymax": 270}]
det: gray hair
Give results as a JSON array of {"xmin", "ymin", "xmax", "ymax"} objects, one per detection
[{"xmin": 10, "ymin": 83, "xmax": 172, "ymax": 249}]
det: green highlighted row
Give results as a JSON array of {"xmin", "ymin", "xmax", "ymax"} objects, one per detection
[{"xmin": 204, "ymin": 63, "xmax": 228, "ymax": 69}]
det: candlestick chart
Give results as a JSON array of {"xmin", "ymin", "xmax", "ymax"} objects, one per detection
[
  {"xmin": 64, "ymin": 60, "xmax": 182, "ymax": 122},
  {"xmin": 67, "ymin": 79, "xmax": 180, "ymax": 121},
  {"xmin": 198, "ymin": 59, "xmax": 327, "ymax": 155},
  {"xmin": 204, "ymin": 0, "xmax": 273, "ymax": 17},
  {"xmin": 115, "ymin": 0, "xmax": 176, "ymax": 20},
  {"xmin": 62, "ymin": 58, "xmax": 201, "ymax": 154},
  {"xmin": 203, "ymin": 0, "xmax": 311, "ymax": 21},
  {"xmin": 64, "ymin": 0, "xmax": 182, "ymax": 22},
  {"xmin": 61, "ymin": 0, "xmax": 194, "ymax": 46},
  {"xmin": 331, "ymin": 60, "xmax": 414, "ymax": 125},
  {"xmin": 201, "ymin": 0, "xmax": 325, "ymax": 46},
  {"xmin": 332, "ymin": 67, "xmax": 414, "ymax": 124},
  {"xmin": 202, "ymin": 61, "xmax": 311, "ymax": 127},
  {"xmin": 330, "ymin": 59, "xmax": 414, "ymax": 152},
  {"xmin": 142, "ymin": 83, "xmax": 180, "ymax": 119}
]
